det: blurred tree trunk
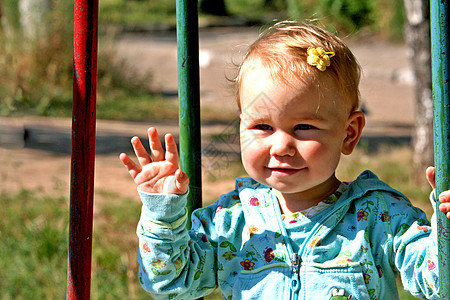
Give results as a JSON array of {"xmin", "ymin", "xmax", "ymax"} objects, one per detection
[
  {"xmin": 403, "ymin": 0, "xmax": 434, "ymax": 183},
  {"xmin": 18, "ymin": 0, "xmax": 51, "ymax": 39},
  {"xmin": 199, "ymin": 0, "xmax": 227, "ymax": 16}
]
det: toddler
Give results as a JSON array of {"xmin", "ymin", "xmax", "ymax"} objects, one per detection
[{"xmin": 120, "ymin": 22, "xmax": 450, "ymax": 299}]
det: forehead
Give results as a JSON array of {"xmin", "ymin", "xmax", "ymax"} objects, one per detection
[{"xmin": 239, "ymin": 63, "xmax": 345, "ymax": 118}]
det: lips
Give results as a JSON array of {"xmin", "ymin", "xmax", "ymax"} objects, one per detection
[{"xmin": 266, "ymin": 167, "xmax": 302, "ymax": 176}]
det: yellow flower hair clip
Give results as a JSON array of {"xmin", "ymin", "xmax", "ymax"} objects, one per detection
[{"xmin": 306, "ymin": 47, "xmax": 335, "ymax": 71}]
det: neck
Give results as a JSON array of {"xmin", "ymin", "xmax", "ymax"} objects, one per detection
[{"xmin": 274, "ymin": 175, "xmax": 341, "ymax": 215}]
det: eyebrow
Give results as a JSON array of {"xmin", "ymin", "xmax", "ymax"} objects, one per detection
[
  {"xmin": 240, "ymin": 114, "xmax": 268, "ymax": 123},
  {"xmin": 295, "ymin": 113, "xmax": 326, "ymax": 122},
  {"xmin": 241, "ymin": 113, "xmax": 326, "ymax": 123}
]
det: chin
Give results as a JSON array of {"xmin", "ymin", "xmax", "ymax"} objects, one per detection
[{"xmin": 264, "ymin": 180, "xmax": 309, "ymax": 193}]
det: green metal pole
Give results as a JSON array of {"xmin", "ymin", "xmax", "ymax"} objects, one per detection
[
  {"xmin": 176, "ymin": 0, "xmax": 202, "ymax": 229},
  {"xmin": 430, "ymin": 0, "xmax": 450, "ymax": 298}
]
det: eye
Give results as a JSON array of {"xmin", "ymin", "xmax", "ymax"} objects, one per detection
[
  {"xmin": 254, "ymin": 124, "xmax": 272, "ymax": 131},
  {"xmin": 294, "ymin": 124, "xmax": 317, "ymax": 130}
]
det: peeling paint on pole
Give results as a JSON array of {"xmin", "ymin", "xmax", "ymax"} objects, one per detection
[
  {"xmin": 430, "ymin": 0, "xmax": 450, "ymax": 298},
  {"xmin": 67, "ymin": 0, "xmax": 98, "ymax": 298}
]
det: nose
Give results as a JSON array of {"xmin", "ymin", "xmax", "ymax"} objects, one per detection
[{"xmin": 269, "ymin": 131, "xmax": 296, "ymax": 157}]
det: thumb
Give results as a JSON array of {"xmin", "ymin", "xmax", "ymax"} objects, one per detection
[
  {"xmin": 174, "ymin": 169, "xmax": 189, "ymax": 194},
  {"xmin": 162, "ymin": 170, "xmax": 189, "ymax": 194},
  {"xmin": 426, "ymin": 166, "xmax": 436, "ymax": 190}
]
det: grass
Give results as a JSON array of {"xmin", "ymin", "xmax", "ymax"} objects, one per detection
[
  {"xmin": 0, "ymin": 190, "xmax": 68, "ymax": 298},
  {"xmin": 0, "ymin": 189, "xmax": 150, "ymax": 299},
  {"xmin": 0, "ymin": 146, "xmax": 433, "ymax": 299},
  {"xmin": 100, "ymin": 0, "xmax": 178, "ymax": 27}
]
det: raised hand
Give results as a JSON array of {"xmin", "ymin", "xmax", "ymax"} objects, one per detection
[
  {"xmin": 426, "ymin": 167, "xmax": 450, "ymax": 219},
  {"xmin": 119, "ymin": 127, "xmax": 189, "ymax": 194}
]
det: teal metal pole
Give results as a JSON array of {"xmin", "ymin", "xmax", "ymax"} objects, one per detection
[
  {"xmin": 176, "ymin": 0, "xmax": 202, "ymax": 229},
  {"xmin": 430, "ymin": 0, "xmax": 450, "ymax": 298}
]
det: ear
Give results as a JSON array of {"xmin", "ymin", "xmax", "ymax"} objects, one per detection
[{"xmin": 342, "ymin": 111, "xmax": 365, "ymax": 155}]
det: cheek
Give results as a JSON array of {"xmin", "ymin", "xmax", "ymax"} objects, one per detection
[
  {"xmin": 300, "ymin": 141, "xmax": 341, "ymax": 165},
  {"xmin": 241, "ymin": 147, "xmax": 258, "ymax": 179},
  {"xmin": 240, "ymin": 129, "xmax": 267, "ymax": 157},
  {"xmin": 299, "ymin": 141, "xmax": 325, "ymax": 158},
  {"xmin": 241, "ymin": 140, "xmax": 263, "ymax": 164},
  {"xmin": 240, "ymin": 135, "xmax": 267, "ymax": 173},
  {"xmin": 239, "ymin": 130, "xmax": 256, "ymax": 154}
]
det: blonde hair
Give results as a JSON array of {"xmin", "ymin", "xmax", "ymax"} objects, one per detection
[{"xmin": 235, "ymin": 21, "xmax": 361, "ymax": 112}]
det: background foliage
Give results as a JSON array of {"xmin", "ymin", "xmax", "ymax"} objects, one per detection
[
  {"xmin": 0, "ymin": 0, "xmax": 175, "ymax": 121},
  {"xmin": 285, "ymin": 0, "xmax": 404, "ymax": 39},
  {"xmin": 0, "ymin": 0, "xmax": 405, "ymax": 119}
]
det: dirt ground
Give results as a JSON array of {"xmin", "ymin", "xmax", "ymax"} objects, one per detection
[{"xmin": 0, "ymin": 26, "xmax": 415, "ymax": 204}]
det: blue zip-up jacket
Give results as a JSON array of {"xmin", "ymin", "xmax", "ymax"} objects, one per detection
[{"xmin": 136, "ymin": 171, "xmax": 439, "ymax": 299}]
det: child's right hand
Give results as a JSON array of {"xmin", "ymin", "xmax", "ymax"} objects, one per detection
[{"xmin": 119, "ymin": 127, "xmax": 189, "ymax": 194}]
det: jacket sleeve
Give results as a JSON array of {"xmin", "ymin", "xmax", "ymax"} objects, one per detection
[
  {"xmin": 387, "ymin": 191, "xmax": 440, "ymax": 299},
  {"xmin": 136, "ymin": 189, "xmax": 219, "ymax": 299}
]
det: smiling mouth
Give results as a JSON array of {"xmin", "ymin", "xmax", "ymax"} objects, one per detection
[{"xmin": 267, "ymin": 167, "xmax": 301, "ymax": 175}]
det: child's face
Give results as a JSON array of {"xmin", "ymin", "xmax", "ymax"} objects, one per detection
[{"xmin": 239, "ymin": 64, "xmax": 358, "ymax": 201}]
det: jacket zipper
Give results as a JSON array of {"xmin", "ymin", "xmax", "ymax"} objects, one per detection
[
  {"xmin": 269, "ymin": 185, "xmax": 357, "ymax": 299},
  {"xmin": 271, "ymin": 191, "xmax": 328, "ymax": 300},
  {"xmin": 271, "ymin": 193, "xmax": 301, "ymax": 300},
  {"xmin": 290, "ymin": 253, "xmax": 300, "ymax": 299}
]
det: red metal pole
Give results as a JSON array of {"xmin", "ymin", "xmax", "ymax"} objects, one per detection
[{"xmin": 67, "ymin": 0, "xmax": 98, "ymax": 298}]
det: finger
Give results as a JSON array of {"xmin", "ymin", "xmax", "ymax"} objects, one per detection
[
  {"xmin": 119, "ymin": 153, "xmax": 141, "ymax": 179},
  {"xmin": 164, "ymin": 133, "xmax": 179, "ymax": 166},
  {"xmin": 148, "ymin": 127, "xmax": 165, "ymax": 162},
  {"xmin": 426, "ymin": 166, "xmax": 436, "ymax": 190},
  {"xmin": 439, "ymin": 202, "xmax": 450, "ymax": 218},
  {"xmin": 174, "ymin": 169, "xmax": 189, "ymax": 194},
  {"xmin": 131, "ymin": 136, "xmax": 152, "ymax": 166},
  {"xmin": 439, "ymin": 190, "xmax": 450, "ymax": 203}
]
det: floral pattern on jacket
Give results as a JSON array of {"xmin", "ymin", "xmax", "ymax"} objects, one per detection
[{"xmin": 136, "ymin": 170, "xmax": 440, "ymax": 299}]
